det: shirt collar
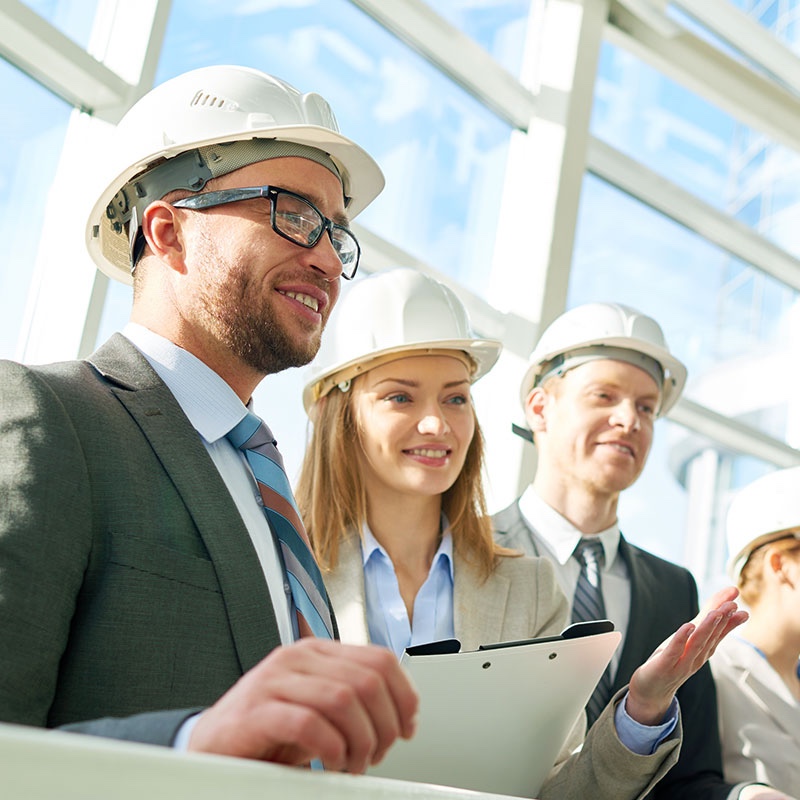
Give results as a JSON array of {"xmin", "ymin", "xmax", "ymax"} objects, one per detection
[
  {"xmin": 122, "ymin": 322, "xmax": 248, "ymax": 443},
  {"xmin": 518, "ymin": 485, "xmax": 621, "ymax": 568},
  {"xmin": 361, "ymin": 515, "xmax": 454, "ymax": 581}
]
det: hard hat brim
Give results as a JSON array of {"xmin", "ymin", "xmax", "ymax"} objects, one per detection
[
  {"xmin": 86, "ymin": 124, "xmax": 384, "ymax": 284},
  {"xmin": 519, "ymin": 334, "xmax": 687, "ymax": 417},
  {"xmin": 303, "ymin": 337, "xmax": 502, "ymax": 413}
]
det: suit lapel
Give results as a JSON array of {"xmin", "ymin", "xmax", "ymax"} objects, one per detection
[
  {"xmin": 89, "ymin": 334, "xmax": 281, "ymax": 672},
  {"xmin": 732, "ymin": 641, "xmax": 800, "ymax": 740},
  {"xmin": 453, "ymin": 555, "xmax": 510, "ymax": 650},
  {"xmin": 322, "ymin": 533, "xmax": 370, "ymax": 645},
  {"xmin": 454, "ymin": 555, "xmax": 511, "ymax": 651},
  {"xmin": 613, "ymin": 538, "xmax": 651, "ymax": 689},
  {"xmin": 493, "ymin": 502, "xmax": 542, "ymax": 557}
]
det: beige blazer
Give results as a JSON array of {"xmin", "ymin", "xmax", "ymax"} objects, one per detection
[
  {"xmin": 325, "ymin": 532, "xmax": 680, "ymax": 800},
  {"xmin": 711, "ymin": 636, "xmax": 800, "ymax": 794}
]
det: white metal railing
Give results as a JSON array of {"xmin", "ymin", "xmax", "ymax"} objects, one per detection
[{"xmin": 0, "ymin": 721, "xmax": 515, "ymax": 800}]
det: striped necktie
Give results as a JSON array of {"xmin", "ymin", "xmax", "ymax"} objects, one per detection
[
  {"xmin": 227, "ymin": 411, "xmax": 333, "ymax": 640},
  {"xmin": 572, "ymin": 537, "xmax": 613, "ymax": 727}
]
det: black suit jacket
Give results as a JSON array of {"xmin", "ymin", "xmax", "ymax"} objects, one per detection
[{"xmin": 493, "ymin": 501, "xmax": 734, "ymax": 800}]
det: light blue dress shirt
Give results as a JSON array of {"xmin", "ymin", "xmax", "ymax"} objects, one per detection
[{"xmin": 362, "ymin": 521, "xmax": 455, "ymax": 659}]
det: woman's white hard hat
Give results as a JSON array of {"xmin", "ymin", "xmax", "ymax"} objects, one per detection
[
  {"xmin": 519, "ymin": 302, "xmax": 687, "ymax": 417},
  {"xmin": 726, "ymin": 466, "xmax": 800, "ymax": 581},
  {"xmin": 86, "ymin": 65, "xmax": 384, "ymax": 284},
  {"xmin": 303, "ymin": 268, "xmax": 502, "ymax": 413}
]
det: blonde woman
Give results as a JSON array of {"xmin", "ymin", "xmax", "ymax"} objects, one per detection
[
  {"xmin": 294, "ymin": 268, "xmax": 754, "ymax": 799},
  {"xmin": 712, "ymin": 467, "xmax": 800, "ymax": 794}
]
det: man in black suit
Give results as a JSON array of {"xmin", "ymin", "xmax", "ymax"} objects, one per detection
[{"xmin": 493, "ymin": 302, "xmax": 792, "ymax": 800}]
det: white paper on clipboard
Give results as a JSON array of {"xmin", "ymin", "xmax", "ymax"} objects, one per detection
[{"xmin": 367, "ymin": 621, "xmax": 622, "ymax": 798}]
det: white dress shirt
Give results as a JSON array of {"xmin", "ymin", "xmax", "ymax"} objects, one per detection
[{"xmin": 519, "ymin": 486, "xmax": 631, "ymax": 676}]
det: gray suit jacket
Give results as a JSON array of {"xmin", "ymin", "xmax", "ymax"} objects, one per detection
[
  {"xmin": 0, "ymin": 335, "xmax": 284, "ymax": 743},
  {"xmin": 711, "ymin": 636, "xmax": 800, "ymax": 792},
  {"xmin": 494, "ymin": 500, "xmax": 734, "ymax": 800},
  {"xmin": 326, "ymin": 532, "xmax": 680, "ymax": 800}
]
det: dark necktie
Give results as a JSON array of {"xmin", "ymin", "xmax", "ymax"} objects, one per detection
[
  {"xmin": 572, "ymin": 537, "xmax": 613, "ymax": 727},
  {"xmin": 227, "ymin": 411, "xmax": 333, "ymax": 640}
]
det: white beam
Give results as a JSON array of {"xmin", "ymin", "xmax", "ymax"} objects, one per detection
[
  {"xmin": 607, "ymin": 1, "xmax": 800, "ymax": 153},
  {"xmin": 669, "ymin": 398, "xmax": 800, "ymax": 468},
  {"xmin": 586, "ymin": 136, "xmax": 800, "ymax": 290},
  {"xmin": 0, "ymin": 0, "xmax": 128, "ymax": 113},
  {"xmin": 675, "ymin": 0, "xmax": 800, "ymax": 97},
  {"xmin": 347, "ymin": 0, "xmax": 537, "ymax": 130}
]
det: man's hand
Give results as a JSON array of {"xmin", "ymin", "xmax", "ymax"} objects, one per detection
[
  {"xmin": 625, "ymin": 586, "xmax": 748, "ymax": 725},
  {"xmin": 188, "ymin": 638, "xmax": 419, "ymax": 773}
]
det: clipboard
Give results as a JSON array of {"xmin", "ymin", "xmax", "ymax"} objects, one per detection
[{"xmin": 367, "ymin": 621, "xmax": 621, "ymax": 797}]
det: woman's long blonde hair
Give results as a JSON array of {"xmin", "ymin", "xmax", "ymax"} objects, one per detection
[{"xmin": 295, "ymin": 371, "xmax": 515, "ymax": 581}]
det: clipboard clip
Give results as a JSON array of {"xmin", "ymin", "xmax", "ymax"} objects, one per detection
[
  {"xmin": 478, "ymin": 620, "xmax": 615, "ymax": 651},
  {"xmin": 404, "ymin": 639, "xmax": 461, "ymax": 656}
]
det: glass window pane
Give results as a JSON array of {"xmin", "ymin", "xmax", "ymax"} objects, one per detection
[
  {"xmin": 571, "ymin": 178, "xmax": 800, "ymax": 595},
  {"xmin": 150, "ymin": 0, "xmax": 512, "ymax": 297},
  {"xmin": 729, "ymin": 0, "xmax": 800, "ymax": 51},
  {"xmin": 616, "ymin": 418, "xmax": 688, "ymax": 566},
  {"xmin": 592, "ymin": 42, "xmax": 800, "ymax": 259},
  {"xmin": 21, "ymin": 0, "xmax": 98, "ymax": 49},
  {"xmin": 570, "ymin": 175, "xmax": 798, "ymax": 443},
  {"xmin": 425, "ymin": 0, "xmax": 531, "ymax": 76},
  {"xmin": 0, "ymin": 60, "xmax": 72, "ymax": 359}
]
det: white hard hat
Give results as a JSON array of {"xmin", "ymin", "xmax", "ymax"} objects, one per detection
[
  {"xmin": 519, "ymin": 302, "xmax": 687, "ymax": 417},
  {"xmin": 726, "ymin": 466, "xmax": 800, "ymax": 581},
  {"xmin": 86, "ymin": 65, "xmax": 384, "ymax": 283},
  {"xmin": 303, "ymin": 268, "xmax": 502, "ymax": 412}
]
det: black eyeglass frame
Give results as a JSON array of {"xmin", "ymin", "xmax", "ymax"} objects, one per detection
[{"xmin": 172, "ymin": 185, "xmax": 361, "ymax": 279}]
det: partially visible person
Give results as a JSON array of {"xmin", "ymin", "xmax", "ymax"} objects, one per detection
[
  {"xmin": 297, "ymin": 268, "xmax": 747, "ymax": 799},
  {"xmin": 0, "ymin": 64, "xmax": 418, "ymax": 772},
  {"xmin": 711, "ymin": 467, "xmax": 800, "ymax": 795},
  {"xmin": 494, "ymin": 301, "xmax": 790, "ymax": 800}
]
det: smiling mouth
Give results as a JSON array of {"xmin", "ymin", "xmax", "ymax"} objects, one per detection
[
  {"xmin": 406, "ymin": 448, "xmax": 450, "ymax": 458},
  {"xmin": 281, "ymin": 290, "xmax": 319, "ymax": 312},
  {"xmin": 603, "ymin": 442, "xmax": 635, "ymax": 457}
]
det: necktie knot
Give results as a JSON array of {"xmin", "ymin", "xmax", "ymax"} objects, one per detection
[
  {"xmin": 227, "ymin": 411, "xmax": 278, "ymax": 454},
  {"xmin": 574, "ymin": 537, "xmax": 605, "ymax": 570}
]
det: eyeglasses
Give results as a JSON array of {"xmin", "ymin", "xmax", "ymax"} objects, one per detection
[{"xmin": 172, "ymin": 185, "xmax": 361, "ymax": 279}]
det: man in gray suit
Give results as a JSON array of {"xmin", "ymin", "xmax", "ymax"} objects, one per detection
[
  {"xmin": 0, "ymin": 64, "xmax": 417, "ymax": 772},
  {"xmin": 494, "ymin": 302, "xmax": 793, "ymax": 800}
]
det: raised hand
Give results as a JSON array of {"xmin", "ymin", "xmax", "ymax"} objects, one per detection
[{"xmin": 625, "ymin": 586, "xmax": 748, "ymax": 725}]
